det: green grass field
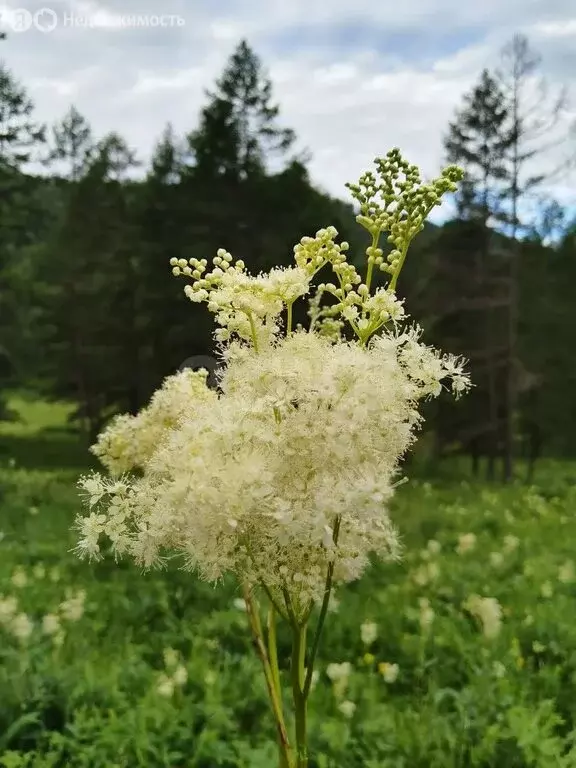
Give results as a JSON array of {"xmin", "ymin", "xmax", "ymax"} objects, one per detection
[{"xmin": 2, "ymin": 395, "xmax": 576, "ymax": 767}]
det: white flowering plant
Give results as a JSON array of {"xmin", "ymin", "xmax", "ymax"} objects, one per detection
[{"xmin": 74, "ymin": 148, "xmax": 469, "ymax": 768}]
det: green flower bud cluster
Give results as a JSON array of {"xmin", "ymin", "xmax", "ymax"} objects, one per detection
[
  {"xmin": 170, "ymin": 250, "xmax": 246, "ymax": 303},
  {"xmin": 346, "ymin": 148, "xmax": 463, "ymax": 289},
  {"xmin": 293, "ymin": 226, "xmax": 348, "ymax": 277}
]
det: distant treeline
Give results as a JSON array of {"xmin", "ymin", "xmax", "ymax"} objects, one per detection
[{"xmin": 0, "ymin": 34, "xmax": 575, "ymax": 482}]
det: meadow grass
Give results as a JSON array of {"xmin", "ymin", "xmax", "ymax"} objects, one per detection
[{"xmin": 1, "ymin": 394, "xmax": 576, "ymax": 766}]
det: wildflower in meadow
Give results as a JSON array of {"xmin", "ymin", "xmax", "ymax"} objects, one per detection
[
  {"xmin": 10, "ymin": 612, "xmax": 33, "ymax": 642},
  {"xmin": 503, "ymin": 535, "xmax": 519, "ymax": 553},
  {"xmin": 0, "ymin": 596, "xmax": 18, "ymax": 625},
  {"xmin": 233, "ymin": 598, "xmax": 247, "ymax": 611},
  {"xmin": 464, "ymin": 595, "xmax": 502, "ymax": 639},
  {"xmin": 493, "ymin": 661, "xmax": 506, "ymax": 678},
  {"xmin": 427, "ymin": 539, "xmax": 441, "ymax": 555},
  {"xmin": 11, "ymin": 567, "xmax": 27, "ymax": 589},
  {"xmin": 378, "ymin": 662, "xmax": 399, "ymax": 683},
  {"xmin": 72, "ymin": 149, "xmax": 468, "ymax": 768},
  {"xmin": 558, "ymin": 560, "xmax": 574, "ymax": 584},
  {"xmin": 33, "ymin": 564, "xmax": 46, "ymax": 580},
  {"xmin": 419, "ymin": 597, "xmax": 435, "ymax": 632},
  {"xmin": 172, "ymin": 664, "xmax": 188, "ymax": 686},
  {"xmin": 156, "ymin": 674, "xmax": 175, "ymax": 698},
  {"xmin": 42, "ymin": 613, "xmax": 61, "ymax": 636},
  {"xmin": 59, "ymin": 589, "xmax": 86, "ymax": 621},
  {"xmin": 360, "ymin": 621, "xmax": 378, "ymax": 646},
  {"xmin": 326, "ymin": 662, "xmax": 352, "ymax": 700},
  {"xmin": 338, "ymin": 700, "xmax": 356, "ymax": 718},
  {"xmin": 456, "ymin": 533, "xmax": 476, "ymax": 555},
  {"xmin": 163, "ymin": 647, "xmax": 180, "ymax": 669}
]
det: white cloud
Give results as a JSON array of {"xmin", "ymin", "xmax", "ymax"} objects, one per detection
[{"xmin": 0, "ymin": 0, "xmax": 574, "ymax": 218}]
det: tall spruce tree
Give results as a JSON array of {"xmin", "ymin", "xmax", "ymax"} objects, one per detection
[
  {"xmin": 48, "ymin": 105, "xmax": 94, "ymax": 181},
  {"xmin": 443, "ymin": 70, "xmax": 514, "ymax": 479},
  {"xmin": 493, "ymin": 34, "xmax": 576, "ymax": 481},
  {"xmin": 188, "ymin": 39, "xmax": 296, "ymax": 181},
  {"xmin": 0, "ymin": 57, "xmax": 45, "ymax": 415}
]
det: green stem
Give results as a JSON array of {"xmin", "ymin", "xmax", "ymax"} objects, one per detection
[
  {"xmin": 286, "ymin": 301, "xmax": 293, "ymax": 335},
  {"xmin": 246, "ymin": 311, "xmax": 259, "ymax": 352},
  {"xmin": 291, "ymin": 624, "xmax": 308, "ymax": 768},
  {"xmin": 242, "ymin": 584, "xmax": 293, "ymax": 766},
  {"xmin": 268, "ymin": 605, "xmax": 282, "ymax": 702},
  {"xmin": 365, "ymin": 230, "xmax": 380, "ymax": 292},
  {"xmin": 261, "ymin": 581, "xmax": 290, "ymax": 623},
  {"xmin": 268, "ymin": 605, "xmax": 291, "ymax": 768},
  {"xmin": 303, "ymin": 515, "xmax": 341, "ymax": 698}
]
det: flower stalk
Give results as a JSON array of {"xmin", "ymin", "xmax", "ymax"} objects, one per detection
[{"xmin": 74, "ymin": 149, "xmax": 469, "ymax": 766}]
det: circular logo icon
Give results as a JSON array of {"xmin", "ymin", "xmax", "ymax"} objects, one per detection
[
  {"xmin": 4, "ymin": 8, "xmax": 33, "ymax": 32},
  {"xmin": 34, "ymin": 7, "xmax": 58, "ymax": 32}
]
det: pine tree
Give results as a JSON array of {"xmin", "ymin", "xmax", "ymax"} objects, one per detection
[
  {"xmin": 40, "ymin": 133, "xmax": 139, "ymax": 438},
  {"xmin": 188, "ymin": 39, "xmax": 296, "ymax": 181},
  {"xmin": 0, "ymin": 58, "xmax": 45, "ymax": 415},
  {"xmin": 48, "ymin": 105, "xmax": 94, "ymax": 181},
  {"xmin": 493, "ymin": 33, "xmax": 576, "ymax": 481},
  {"xmin": 443, "ymin": 70, "xmax": 514, "ymax": 479},
  {"xmin": 445, "ymin": 69, "xmax": 512, "ymax": 224}
]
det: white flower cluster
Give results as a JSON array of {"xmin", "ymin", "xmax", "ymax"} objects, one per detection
[
  {"xmin": 91, "ymin": 369, "xmax": 216, "ymax": 475},
  {"xmin": 76, "ymin": 325, "xmax": 468, "ymax": 611},
  {"xmin": 75, "ymin": 152, "xmax": 470, "ymax": 617},
  {"xmin": 464, "ymin": 594, "xmax": 502, "ymax": 639}
]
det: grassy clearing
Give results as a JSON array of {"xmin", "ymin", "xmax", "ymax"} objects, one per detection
[{"xmin": 1, "ymin": 395, "xmax": 576, "ymax": 766}]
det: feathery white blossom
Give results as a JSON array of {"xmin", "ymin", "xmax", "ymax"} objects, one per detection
[{"xmin": 75, "ymin": 155, "xmax": 470, "ymax": 619}]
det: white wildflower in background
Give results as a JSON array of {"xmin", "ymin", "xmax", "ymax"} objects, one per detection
[
  {"xmin": 558, "ymin": 560, "xmax": 575, "ymax": 584},
  {"xmin": 378, "ymin": 662, "xmax": 399, "ymax": 683},
  {"xmin": 59, "ymin": 589, "xmax": 86, "ymax": 622},
  {"xmin": 29, "ymin": 505, "xmax": 39, "ymax": 516},
  {"xmin": 10, "ymin": 612, "xmax": 33, "ymax": 642},
  {"xmin": 33, "ymin": 564, "xmax": 46, "ymax": 580},
  {"xmin": 427, "ymin": 539, "xmax": 441, "ymax": 555},
  {"xmin": 172, "ymin": 664, "xmax": 188, "ymax": 686},
  {"xmin": 360, "ymin": 621, "xmax": 378, "ymax": 646},
  {"xmin": 493, "ymin": 661, "xmax": 506, "ymax": 678},
  {"xmin": 156, "ymin": 673, "xmax": 175, "ymax": 698},
  {"xmin": 490, "ymin": 552, "xmax": 504, "ymax": 567},
  {"xmin": 540, "ymin": 581, "xmax": 553, "ymax": 599},
  {"xmin": 326, "ymin": 662, "xmax": 352, "ymax": 700},
  {"xmin": 338, "ymin": 700, "xmax": 356, "ymax": 718},
  {"xmin": 0, "ymin": 596, "xmax": 18, "ymax": 625},
  {"xmin": 233, "ymin": 598, "xmax": 247, "ymax": 612},
  {"xmin": 456, "ymin": 533, "xmax": 476, "ymax": 555},
  {"xmin": 42, "ymin": 613, "xmax": 61, "ymax": 636},
  {"xmin": 503, "ymin": 535, "xmax": 519, "ymax": 553},
  {"xmin": 464, "ymin": 595, "xmax": 502, "ymax": 639},
  {"xmin": 204, "ymin": 670, "xmax": 217, "ymax": 687},
  {"xmin": 11, "ymin": 567, "xmax": 27, "ymax": 589},
  {"xmin": 413, "ymin": 561, "xmax": 440, "ymax": 586},
  {"xmin": 163, "ymin": 647, "xmax": 180, "ymax": 669},
  {"xmin": 419, "ymin": 598, "xmax": 435, "ymax": 632}
]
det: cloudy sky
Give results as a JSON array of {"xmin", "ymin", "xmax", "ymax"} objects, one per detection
[{"xmin": 1, "ymin": 0, "xmax": 575, "ymax": 220}]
